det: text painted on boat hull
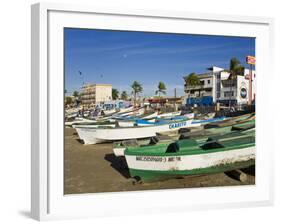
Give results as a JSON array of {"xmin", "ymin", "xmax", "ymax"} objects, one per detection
[
  {"xmin": 168, "ymin": 121, "xmax": 187, "ymax": 129},
  {"xmin": 136, "ymin": 156, "xmax": 181, "ymax": 162}
]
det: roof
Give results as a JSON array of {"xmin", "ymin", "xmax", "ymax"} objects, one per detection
[
  {"xmin": 183, "ymin": 72, "xmax": 213, "ymax": 80},
  {"xmin": 207, "ymin": 66, "xmax": 225, "ymax": 72},
  {"xmin": 82, "ymin": 83, "xmax": 112, "ymax": 88},
  {"xmin": 197, "ymin": 73, "xmax": 213, "ymax": 79}
]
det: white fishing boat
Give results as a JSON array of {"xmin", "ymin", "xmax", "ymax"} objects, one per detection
[
  {"xmin": 117, "ymin": 106, "xmax": 134, "ymax": 113},
  {"xmin": 65, "ymin": 117, "xmax": 97, "ymax": 126},
  {"xmin": 117, "ymin": 111, "xmax": 158, "ymax": 127},
  {"xmin": 101, "ymin": 108, "xmax": 116, "ymax": 115},
  {"xmin": 73, "ymin": 123, "xmax": 116, "ymax": 129},
  {"xmin": 157, "ymin": 111, "xmax": 182, "ymax": 118},
  {"xmin": 75, "ymin": 119, "xmax": 193, "ymax": 145},
  {"xmin": 121, "ymin": 108, "xmax": 145, "ymax": 117},
  {"xmin": 142, "ymin": 111, "xmax": 158, "ymax": 119},
  {"xmin": 117, "ymin": 118, "xmax": 156, "ymax": 127},
  {"xmin": 183, "ymin": 113, "xmax": 195, "ymax": 119}
]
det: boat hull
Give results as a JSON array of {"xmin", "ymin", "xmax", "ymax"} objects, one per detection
[
  {"xmin": 157, "ymin": 111, "xmax": 182, "ymax": 118},
  {"xmin": 125, "ymin": 146, "xmax": 255, "ymax": 182},
  {"xmin": 76, "ymin": 119, "xmax": 192, "ymax": 144},
  {"xmin": 128, "ymin": 159, "xmax": 255, "ymax": 182}
]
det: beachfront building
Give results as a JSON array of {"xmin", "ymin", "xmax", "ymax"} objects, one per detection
[
  {"xmin": 80, "ymin": 83, "xmax": 112, "ymax": 107},
  {"xmin": 183, "ymin": 66, "xmax": 256, "ymax": 106}
]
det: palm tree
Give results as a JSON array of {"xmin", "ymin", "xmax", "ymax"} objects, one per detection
[
  {"xmin": 121, "ymin": 91, "xmax": 128, "ymax": 100},
  {"xmin": 183, "ymin": 72, "xmax": 203, "ymax": 97},
  {"xmin": 184, "ymin": 73, "xmax": 200, "ymax": 86},
  {"xmin": 229, "ymin": 58, "xmax": 245, "ymax": 76},
  {"xmin": 73, "ymin": 91, "xmax": 79, "ymax": 98},
  {"xmin": 131, "ymin": 81, "xmax": 143, "ymax": 107},
  {"xmin": 228, "ymin": 58, "xmax": 245, "ymax": 107},
  {"xmin": 155, "ymin": 81, "xmax": 166, "ymax": 97},
  {"xmin": 112, "ymin": 88, "xmax": 119, "ymax": 100}
]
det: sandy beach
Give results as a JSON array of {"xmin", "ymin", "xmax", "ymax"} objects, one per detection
[{"xmin": 64, "ymin": 127, "xmax": 255, "ymax": 194}]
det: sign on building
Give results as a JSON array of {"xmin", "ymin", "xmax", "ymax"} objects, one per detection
[{"xmin": 246, "ymin": 55, "xmax": 256, "ymax": 65}]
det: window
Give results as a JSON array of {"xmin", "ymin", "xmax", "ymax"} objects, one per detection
[
  {"xmin": 200, "ymin": 80, "xmax": 204, "ymax": 85},
  {"xmin": 224, "ymin": 91, "xmax": 234, "ymax": 97},
  {"xmin": 208, "ymin": 80, "xmax": 211, "ymax": 84}
]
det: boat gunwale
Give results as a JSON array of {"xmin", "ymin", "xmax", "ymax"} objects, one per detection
[{"xmin": 125, "ymin": 134, "xmax": 255, "ymax": 156}]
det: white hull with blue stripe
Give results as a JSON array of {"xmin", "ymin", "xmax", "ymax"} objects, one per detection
[{"xmin": 76, "ymin": 119, "xmax": 193, "ymax": 145}]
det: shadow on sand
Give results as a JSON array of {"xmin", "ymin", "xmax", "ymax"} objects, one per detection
[
  {"xmin": 104, "ymin": 153, "xmax": 130, "ymax": 179},
  {"xmin": 224, "ymin": 165, "xmax": 255, "ymax": 181},
  {"xmin": 75, "ymin": 138, "xmax": 84, "ymax": 144},
  {"xmin": 241, "ymin": 165, "xmax": 255, "ymax": 176}
]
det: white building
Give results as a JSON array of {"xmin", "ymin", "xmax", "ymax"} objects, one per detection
[
  {"xmin": 81, "ymin": 83, "xmax": 112, "ymax": 107},
  {"xmin": 183, "ymin": 66, "xmax": 256, "ymax": 106}
]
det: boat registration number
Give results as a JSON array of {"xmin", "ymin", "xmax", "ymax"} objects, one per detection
[
  {"xmin": 169, "ymin": 121, "xmax": 187, "ymax": 129},
  {"xmin": 136, "ymin": 156, "xmax": 181, "ymax": 162}
]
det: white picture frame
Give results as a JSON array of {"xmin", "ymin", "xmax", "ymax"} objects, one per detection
[{"xmin": 31, "ymin": 2, "xmax": 275, "ymax": 221}]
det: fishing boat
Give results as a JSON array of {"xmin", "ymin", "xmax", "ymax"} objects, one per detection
[
  {"xmin": 124, "ymin": 130, "xmax": 255, "ymax": 182},
  {"xmin": 117, "ymin": 119, "xmax": 155, "ymax": 127},
  {"xmin": 116, "ymin": 107, "xmax": 145, "ymax": 117},
  {"xmin": 159, "ymin": 118, "xmax": 255, "ymax": 139},
  {"xmin": 75, "ymin": 118, "xmax": 193, "ymax": 145},
  {"xmin": 204, "ymin": 113, "xmax": 254, "ymax": 128},
  {"xmin": 157, "ymin": 111, "xmax": 182, "ymax": 118},
  {"xmin": 72, "ymin": 122, "xmax": 116, "ymax": 129},
  {"xmin": 113, "ymin": 119, "xmax": 255, "ymax": 157},
  {"xmin": 117, "ymin": 106, "xmax": 134, "ymax": 113},
  {"xmin": 113, "ymin": 135, "xmax": 177, "ymax": 157},
  {"xmin": 117, "ymin": 111, "xmax": 158, "ymax": 127},
  {"xmin": 65, "ymin": 117, "xmax": 98, "ymax": 127}
]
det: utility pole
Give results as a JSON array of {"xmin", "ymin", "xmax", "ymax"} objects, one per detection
[
  {"xmin": 246, "ymin": 56, "xmax": 255, "ymax": 106},
  {"xmin": 248, "ymin": 64, "xmax": 253, "ymax": 105}
]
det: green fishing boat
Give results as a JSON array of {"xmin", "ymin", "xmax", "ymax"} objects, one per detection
[
  {"xmin": 124, "ymin": 130, "xmax": 255, "ymax": 182},
  {"xmin": 113, "ymin": 119, "xmax": 255, "ymax": 157}
]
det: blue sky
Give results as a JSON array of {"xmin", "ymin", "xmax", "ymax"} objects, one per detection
[{"xmin": 64, "ymin": 28, "xmax": 255, "ymax": 97}]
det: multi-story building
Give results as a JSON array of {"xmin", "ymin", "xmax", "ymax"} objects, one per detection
[
  {"xmin": 183, "ymin": 66, "xmax": 256, "ymax": 106},
  {"xmin": 80, "ymin": 84, "xmax": 112, "ymax": 107},
  {"xmin": 183, "ymin": 73, "xmax": 214, "ymax": 99}
]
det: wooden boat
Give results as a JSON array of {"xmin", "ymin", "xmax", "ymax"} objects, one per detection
[
  {"xmin": 72, "ymin": 122, "xmax": 116, "ymax": 129},
  {"xmin": 75, "ymin": 118, "xmax": 193, "ymax": 145},
  {"xmin": 117, "ymin": 111, "xmax": 158, "ymax": 127},
  {"xmin": 159, "ymin": 118, "xmax": 255, "ymax": 139},
  {"xmin": 117, "ymin": 119, "xmax": 155, "ymax": 127},
  {"xmin": 101, "ymin": 106, "xmax": 134, "ymax": 116},
  {"xmin": 124, "ymin": 130, "xmax": 255, "ymax": 182},
  {"xmin": 72, "ymin": 113, "xmax": 158, "ymax": 129},
  {"xmin": 155, "ymin": 116, "xmax": 227, "ymax": 130},
  {"xmin": 157, "ymin": 111, "xmax": 182, "ymax": 118},
  {"xmin": 117, "ymin": 106, "xmax": 134, "ymax": 113},
  {"xmin": 204, "ymin": 113, "xmax": 254, "ymax": 129},
  {"xmin": 116, "ymin": 107, "xmax": 145, "ymax": 117},
  {"xmin": 113, "ymin": 135, "xmax": 178, "ymax": 157},
  {"xmin": 65, "ymin": 117, "xmax": 98, "ymax": 127},
  {"xmin": 113, "ymin": 120, "xmax": 255, "ymax": 157}
]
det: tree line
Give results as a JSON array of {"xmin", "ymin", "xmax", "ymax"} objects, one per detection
[
  {"xmin": 112, "ymin": 81, "xmax": 167, "ymax": 104},
  {"xmin": 65, "ymin": 81, "xmax": 167, "ymax": 106}
]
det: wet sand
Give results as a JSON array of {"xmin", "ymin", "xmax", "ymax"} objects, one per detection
[{"xmin": 64, "ymin": 127, "xmax": 255, "ymax": 194}]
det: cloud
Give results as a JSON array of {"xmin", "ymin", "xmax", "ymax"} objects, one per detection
[{"xmin": 66, "ymin": 41, "xmax": 156, "ymax": 54}]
